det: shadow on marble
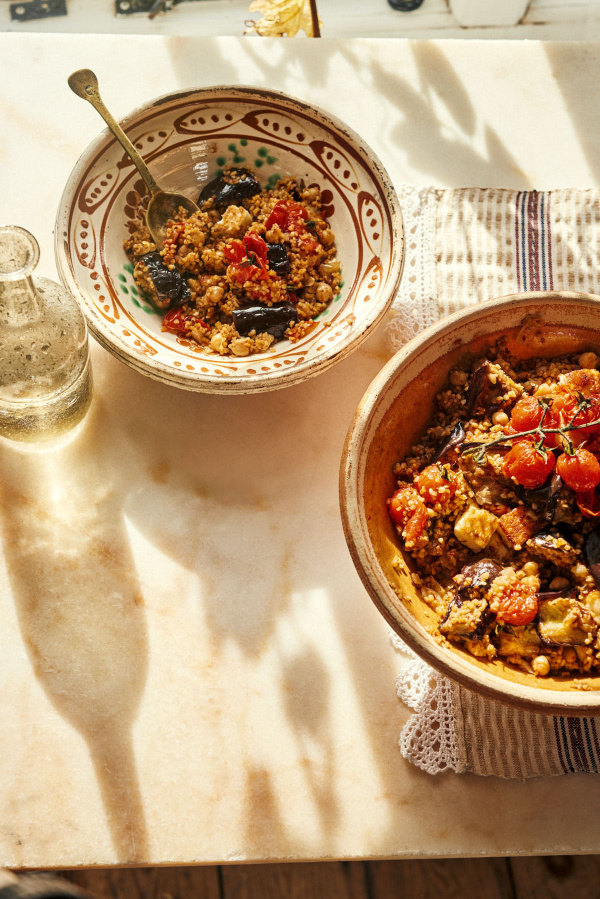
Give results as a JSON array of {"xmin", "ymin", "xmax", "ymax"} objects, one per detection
[
  {"xmin": 94, "ymin": 336, "xmax": 396, "ymax": 853},
  {"xmin": 363, "ymin": 41, "xmax": 530, "ymax": 189},
  {"xmin": 164, "ymin": 34, "xmax": 333, "ymax": 95},
  {"xmin": 0, "ymin": 400, "xmax": 150, "ymax": 864},
  {"xmin": 543, "ymin": 43, "xmax": 600, "ymax": 186}
]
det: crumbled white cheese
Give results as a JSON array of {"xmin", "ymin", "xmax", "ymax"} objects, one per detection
[{"xmin": 454, "ymin": 504, "xmax": 498, "ymax": 552}]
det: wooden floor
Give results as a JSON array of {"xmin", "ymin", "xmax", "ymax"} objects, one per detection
[{"xmin": 37, "ymin": 857, "xmax": 600, "ymax": 898}]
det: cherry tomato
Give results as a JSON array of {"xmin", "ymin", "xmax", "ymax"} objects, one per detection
[
  {"xmin": 243, "ymin": 232, "xmax": 268, "ymax": 262},
  {"xmin": 511, "ymin": 396, "xmax": 544, "ymax": 431},
  {"xmin": 556, "ymin": 448, "xmax": 600, "ymax": 491},
  {"xmin": 265, "ymin": 200, "xmax": 309, "ymax": 232},
  {"xmin": 561, "ymin": 368, "xmax": 600, "ymax": 397},
  {"xmin": 510, "ymin": 396, "xmax": 560, "ymax": 448},
  {"xmin": 556, "ymin": 393, "xmax": 600, "ymax": 446},
  {"xmin": 415, "ymin": 464, "xmax": 457, "ymax": 505},
  {"xmin": 228, "ymin": 263, "xmax": 268, "ymax": 285},
  {"xmin": 224, "ymin": 234, "xmax": 271, "ymax": 284},
  {"xmin": 489, "ymin": 580, "xmax": 538, "ymax": 626},
  {"xmin": 387, "ymin": 486, "xmax": 428, "ymax": 543},
  {"xmin": 223, "ymin": 240, "xmax": 246, "ymax": 264},
  {"xmin": 162, "ymin": 306, "xmax": 206, "ymax": 334},
  {"xmin": 503, "ymin": 442, "xmax": 555, "ymax": 488}
]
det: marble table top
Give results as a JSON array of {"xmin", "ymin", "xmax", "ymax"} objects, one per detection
[{"xmin": 2, "ymin": 33, "xmax": 600, "ymax": 868}]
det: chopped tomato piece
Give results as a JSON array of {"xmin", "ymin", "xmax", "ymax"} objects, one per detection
[
  {"xmin": 223, "ymin": 240, "xmax": 246, "ymax": 264},
  {"xmin": 224, "ymin": 233, "xmax": 271, "ymax": 284},
  {"xmin": 265, "ymin": 199, "xmax": 309, "ymax": 232},
  {"xmin": 577, "ymin": 489, "xmax": 600, "ymax": 518},
  {"xmin": 556, "ymin": 448, "xmax": 600, "ymax": 492},
  {"xmin": 387, "ymin": 486, "xmax": 428, "ymax": 543},
  {"xmin": 161, "ymin": 221, "xmax": 186, "ymax": 265},
  {"xmin": 415, "ymin": 464, "xmax": 457, "ymax": 505},
  {"xmin": 162, "ymin": 306, "xmax": 206, "ymax": 334},
  {"xmin": 488, "ymin": 576, "xmax": 539, "ymax": 626},
  {"xmin": 243, "ymin": 232, "xmax": 268, "ymax": 261},
  {"xmin": 503, "ymin": 441, "xmax": 555, "ymax": 489}
]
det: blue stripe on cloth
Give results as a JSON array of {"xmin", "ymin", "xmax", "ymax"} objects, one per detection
[
  {"xmin": 559, "ymin": 717, "xmax": 576, "ymax": 773},
  {"xmin": 583, "ymin": 718, "xmax": 598, "ymax": 772},
  {"xmin": 519, "ymin": 189, "xmax": 528, "ymax": 290},
  {"xmin": 539, "ymin": 192, "xmax": 547, "ymax": 291}
]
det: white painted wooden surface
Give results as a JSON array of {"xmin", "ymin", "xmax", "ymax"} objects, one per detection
[{"xmin": 2, "ymin": 0, "xmax": 600, "ymax": 38}]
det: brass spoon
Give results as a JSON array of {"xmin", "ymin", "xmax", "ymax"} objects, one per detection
[{"xmin": 68, "ymin": 69, "xmax": 198, "ymax": 247}]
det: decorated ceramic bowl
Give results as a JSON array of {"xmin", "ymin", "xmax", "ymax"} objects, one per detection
[
  {"xmin": 340, "ymin": 292, "xmax": 600, "ymax": 715},
  {"xmin": 55, "ymin": 86, "xmax": 404, "ymax": 394}
]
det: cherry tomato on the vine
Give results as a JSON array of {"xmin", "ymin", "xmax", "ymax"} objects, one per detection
[
  {"xmin": 503, "ymin": 441, "xmax": 555, "ymax": 489},
  {"xmin": 415, "ymin": 464, "xmax": 457, "ymax": 505},
  {"xmin": 510, "ymin": 395, "xmax": 560, "ymax": 448},
  {"xmin": 556, "ymin": 393, "xmax": 600, "ymax": 446},
  {"xmin": 556, "ymin": 448, "xmax": 600, "ymax": 491}
]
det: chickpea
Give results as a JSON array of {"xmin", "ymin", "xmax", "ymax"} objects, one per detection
[
  {"xmin": 319, "ymin": 259, "xmax": 341, "ymax": 276},
  {"xmin": 522, "ymin": 561, "xmax": 539, "ymax": 576},
  {"xmin": 230, "ymin": 338, "xmax": 250, "ymax": 357},
  {"xmin": 564, "ymin": 648, "xmax": 577, "ymax": 665},
  {"xmin": 205, "ymin": 285, "xmax": 224, "ymax": 304},
  {"xmin": 549, "ymin": 576, "xmax": 570, "ymax": 591},
  {"xmin": 320, "ymin": 228, "xmax": 335, "ymax": 247},
  {"xmin": 302, "ymin": 186, "xmax": 319, "ymax": 202},
  {"xmin": 534, "ymin": 382, "xmax": 555, "ymax": 397},
  {"xmin": 492, "ymin": 410, "xmax": 509, "ymax": 426},
  {"xmin": 579, "ymin": 351, "xmax": 599, "ymax": 369},
  {"xmin": 210, "ymin": 332, "xmax": 228, "ymax": 355},
  {"xmin": 522, "ymin": 575, "xmax": 541, "ymax": 590},
  {"xmin": 532, "ymin": 655, "xmax": 550, "ymax": 677},
  {"xmin": 316, "ymin": 282, "xmax": 333, "ymax": 304},
  {"xmin": 450, "ymin": 370, "xmax": 468, "ymax": 387},
  {"xmin": 573, "ymin": 563, "xmax": 590, "ymax": 583}
]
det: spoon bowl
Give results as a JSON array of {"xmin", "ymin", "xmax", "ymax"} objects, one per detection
[{"xmin": 67, "ymin": 68, "xmax": 198, "ymax": 247}]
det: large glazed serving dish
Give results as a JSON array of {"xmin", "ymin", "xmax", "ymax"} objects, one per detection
[
  {"xmin": 340, "ymin": 291, "xmax": 600, "ymax": 715},
  {"xmin": 55, "ymin": 86, "xmax": 404, "ymax": 394}
]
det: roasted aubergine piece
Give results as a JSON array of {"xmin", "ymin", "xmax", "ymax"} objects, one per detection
[{"xmin": 537, "ymin": 597, "xmax": 598, "ymax": 647}]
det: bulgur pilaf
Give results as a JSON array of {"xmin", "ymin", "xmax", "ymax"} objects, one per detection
[
  {"xmin": 388, "ymin": 341, "xmax": 600, "ymax": 678},
  {"xmin": 123, "ymin": 167, "xmax": 340, "ymax": 356}
]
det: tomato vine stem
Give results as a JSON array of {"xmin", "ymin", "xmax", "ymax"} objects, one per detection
[{"xmin": 461, "ymin": 396, "xmax": 600, "ymax": 465}]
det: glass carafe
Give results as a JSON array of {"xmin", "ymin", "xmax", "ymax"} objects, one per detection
[{"xmin": 0, "ymin": 226, "xmax": 93, "ymax": 443}]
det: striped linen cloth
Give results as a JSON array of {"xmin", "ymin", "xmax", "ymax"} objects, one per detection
[{"xmin": 387, "ymin": 185, "xmax": 600, "ymax": 778}]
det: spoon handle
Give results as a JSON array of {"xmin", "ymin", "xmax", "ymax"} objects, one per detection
[{"xmin": 68, "ymin": 68, "xmax": 160, "ymax": 197}]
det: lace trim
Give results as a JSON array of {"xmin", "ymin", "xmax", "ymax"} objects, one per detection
[
  {"xmin": 391, "ymin": 632, "xmax": 465, "ymax": 775},
  {"xmin": 385, "ymin": 185, "xmax": 440, "ymax": 353}
]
